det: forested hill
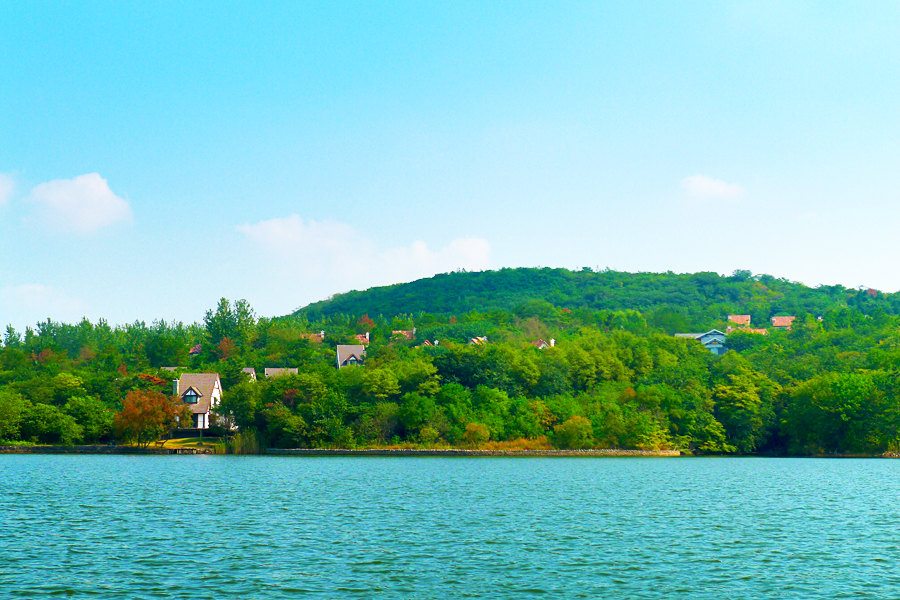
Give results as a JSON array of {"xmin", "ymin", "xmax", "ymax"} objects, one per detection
[{"xmin": 294, "ymin": 267, "xmax": 896, "ymax": 331}]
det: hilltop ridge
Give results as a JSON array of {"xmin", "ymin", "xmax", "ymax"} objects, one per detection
[{"xmin": 293, "ymin": 267, "xmax": 894, "ymax": 332}]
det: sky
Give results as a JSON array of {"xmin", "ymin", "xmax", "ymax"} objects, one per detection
[{"xmin": 2, "ymin": 1, "xmax": 900, "ymax": 330}]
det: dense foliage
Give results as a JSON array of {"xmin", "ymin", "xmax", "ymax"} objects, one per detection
[
  {"xmin": 3, "ymin": 268, "xmax": 900, "ymax": 455},
  {"xmin": 297, "ymin": 267, "xmax": 900, "ymax": 333}
]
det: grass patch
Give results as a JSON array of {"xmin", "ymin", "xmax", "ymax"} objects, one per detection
[{"xmin": 163, "ymin": 436, "xmax": 223, "ymax": 449}]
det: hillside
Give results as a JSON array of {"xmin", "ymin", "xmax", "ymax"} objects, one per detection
[
  {"xmin": 5, "ymin": 268, "xmax": 900, "ymax": 456},
  {"xmin": 294, "ymin": 267, "xmax": 896, "ymax": 331}
]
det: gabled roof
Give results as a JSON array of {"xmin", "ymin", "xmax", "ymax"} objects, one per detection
[
  {"xmin": 189, "ymin": 344, "xmax": 202, "ymax": 355},
  {"xmin": 392, "ymin": 329, "xmax": 416, "ymax": 340},
  {"xmin": 241, "ymin": 367, "xmax": 257, "ymax": 381},
  {"xmin": 264, "ymin": 367, "xmax": 298, "ymax": 378},
  {"xmin": 728, "ymin": 315, "xmax": 751, "ymax": 325},
  {"xmin": 337, "ymin": 344, "xmax": 366, "ymax": 367},
  {"xmin": 299, "ymin": 331, "xmax": 325, "ymax": 343},
  {"xmin": 355, "ymin": 333, "xmax": 370, "ymax": 345},
  {"xmin": 675, "ymin": 329, "xmax": 727, "ymax": 341},
  {"xmin": 469, "ymin": 336, "xmax": 488, "ymax": 345},
  {"xmin": 531, "ymin": 339, "xmax": 550, "ymax": 349},
  {"xmin": 176, "ymin": 373, "xmax": 221, "ymax": 415}
]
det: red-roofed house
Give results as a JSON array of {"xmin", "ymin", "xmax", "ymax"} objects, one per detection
[
  {"xmin": 727, "ymin": 326, "xmax": 768, "ymax": 335},
  {"xmin": 392, "ymin": 328, "xmax": 416, "ymax": 341},
  {"xmin": 188, "ymin": 344, "xmax": 202, "ymax": 356},
  {"xmin": 530, "ymin": 339, "xmax": 556, "ymax": 349},
  {"xmin": 771, "ymin": 316, "xmax": 795, "ymax": 329},
  {"xmin": 300, "ymin": 330, "xmax": 325, "ymax": 343},
  {"xmin": 728, "ymin": 315, "xmax": 751, "ymax": 326},
  {"xmin": 355, "ymin": 332, "xmax": 370, "ymax": 345}
]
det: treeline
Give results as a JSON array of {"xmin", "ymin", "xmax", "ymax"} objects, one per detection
[
  {"xmin": 297, "ymin": 267, "xmax": 900, "ymax": 333},
  {"xmin": 2, "ymin": 268, "xmax": 900, "ymax": 454}
]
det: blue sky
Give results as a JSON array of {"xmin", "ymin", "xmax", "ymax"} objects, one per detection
[{"xmin": 2, "ymin": 2, "xmax": 900, "ymax": 329}]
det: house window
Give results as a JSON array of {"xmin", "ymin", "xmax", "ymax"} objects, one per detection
[{"xmin": 183, "ymin": 390, "xmax": 199, "ymax": 404}]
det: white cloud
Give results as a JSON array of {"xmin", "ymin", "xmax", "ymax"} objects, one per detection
[
  {"xmin": 0, "ymin": 283, "xmax": 86, "ymax": 327},
  {"xmin": 237, "ymin": 215, "xmax": 492, "ymax": 309},
  {"xmin": 681, "ymin": 175, "xmax": 746, "ymax": 200},
  {"xmin": 0, "ymin": 173, "xmax": 14, "ymax": 206},
  {"xmin": 26, "ymin": 173, "xmax": 132, "ymax": 233}
]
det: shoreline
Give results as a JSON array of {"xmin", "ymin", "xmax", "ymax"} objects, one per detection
[
  {"xmin": 266, "ymin": 448, "xmax": 681, "ymax": 457},
  {"xmin": 0, "ymin": 445, "xmax": 207, "ymax": 455},
  {"xmin": 5, "ymin": 446, "xmax": 900, "ymax": 458},
  {"xmin": 0, "ymin": 445, "xmax": 679, "ymax": 457}
]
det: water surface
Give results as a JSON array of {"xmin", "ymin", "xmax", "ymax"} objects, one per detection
[{"xmin": 2, "ymin": 456, "xmax": 899, "ymax": 598}]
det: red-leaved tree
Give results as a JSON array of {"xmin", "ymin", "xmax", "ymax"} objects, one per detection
[{"xmin": 114, "ymin": 390, "xmax": 191, "ymax": 448}]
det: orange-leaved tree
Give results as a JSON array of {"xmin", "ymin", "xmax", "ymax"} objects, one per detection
[{"xmin": 114, "ymin": 390, "xmax": 191, "ymax": 448}]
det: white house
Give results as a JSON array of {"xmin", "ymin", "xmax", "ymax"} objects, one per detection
[{"xmin": 174, "ymin": 373, "xmax": 222, "ymax": 429}]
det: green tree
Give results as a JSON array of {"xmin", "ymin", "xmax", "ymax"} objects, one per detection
[
  {"xmin": 0, "ymin": 390, "xmax": 29, "ymax": 441},
  {"xmin": 217, "ymin": 381, "xmax": 261, "ymax": 430},
  {"xmin": 63, "ymin": 396, "xmax": 114, "ymax": 443},
  {"xmin": 463, "ymin": 422, "xmax": 490, "ymax": 447},
  {"xmin": 21, "ymin": 403, "xmax": 83, "ymax": 445},
  {"xmin": 554, "ymin": 415, "xmax": 594, "ymax": 449}
]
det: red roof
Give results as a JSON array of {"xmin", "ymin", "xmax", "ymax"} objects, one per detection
[
  {"xmin": 189, "ymin": 344, "xmax": 202, "ymax": 355},
  {"xmin": 392, "ymin": 330, "xmax": 415, "ymax": 340},
  {"xmin": 728, "ymin": 315, "xmax": 751, "ymax": 326},
  {"xmin": 771, "ymin": 316, "xmax": 795, "ymax": 328}
]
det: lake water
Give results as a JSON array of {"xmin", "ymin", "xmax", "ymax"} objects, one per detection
[{"xmin": 2, "ymin": 455, "xmax": 900, "ymax": 599}]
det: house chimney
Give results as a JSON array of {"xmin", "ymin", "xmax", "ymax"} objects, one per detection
[
  {"xmin": 365, "ymin": 331, "xmax": 370, "ymax": 342},
  {"xmin": 550, "ymin": 338, "xmax": 555, "ymax": 347},
  {"xmin": 320, "ymin": 330, "xmax": 325, "ymax": 338},
  {"xmin": 172, "ymin": 379, "xmax": 179, "ymax": 395}
]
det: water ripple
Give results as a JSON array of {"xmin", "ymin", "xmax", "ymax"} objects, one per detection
[{"xmin": 3, "ymin": 456, "xmax": 900, "ymax": 598}]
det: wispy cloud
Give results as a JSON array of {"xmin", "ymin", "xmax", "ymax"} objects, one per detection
[
  {"xmin": 0, "ymin": 173, "xmax": 14, "ymax": 206},
  {"xmin": 26, "ymin": 173, "xmax": 132, "ymax": 233},
  {"xmin": 237, "ymin": 215, "xmax": 491, "ymax": 306},
  {"xmin": 681, "ymin": 175, "xmax": 746, "ymax": 200}
]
